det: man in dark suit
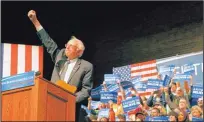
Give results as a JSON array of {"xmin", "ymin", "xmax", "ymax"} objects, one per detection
[{"xmin": 28, "ymin": 10, "xmax": 93, "ymax": 122}]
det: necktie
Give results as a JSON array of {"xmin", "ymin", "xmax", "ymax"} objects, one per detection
[{"xmin": 60, "ymin": 60, "xmax": 70, "ymax": 81}]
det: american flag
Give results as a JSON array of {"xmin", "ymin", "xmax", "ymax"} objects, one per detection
[
  {"xmin": 1, "ymin": 43, "xmax": 44, "ymax": 78},
  {"xmin": 113, "ymin": 65, "xmax": 131, "ymax": 81},
  {"xmin": 131, "ymin": 60, "xmax": 158, "ymax": 81},
  {"xmin": 113, "ymin": 60, "xmax": 158, "ymax": 81}
]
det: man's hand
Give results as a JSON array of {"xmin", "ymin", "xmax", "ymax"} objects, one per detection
[
  {"xmin": 28, "ymin": 10, "xmax": 41, "ymax": 30},
  {"xmin": 28, "ymin": 10, "xmax": 37, "ymax": 22}
]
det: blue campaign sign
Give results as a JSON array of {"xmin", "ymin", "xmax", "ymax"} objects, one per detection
[
  {"xmin": 100, "ymin": 91, "xmax": 117, "ymax": 103},
  {"xmin": 147, "ymin": 79, "xmax": 163, "ymax": 90},
  {"xmin": 183, "ymin": 64, "xmax": 195, "ymax": 75},
  {"xmin": 1, "ymin": 71, "xmax": 35, "ymax": 92},
  {"xmin": 121, "ymin": 81, "xmax": 134, "ymax": 89},
  {"xmin": 156, "ymin": 51, "xmax": 203, "ymax": 85},
  {"xmin": 98, "ymin": 109, "xmax": 109, "ymax": 119},
  {"xmin": 131, "ymin": 76, "xmax": 147, "ymax": 92},
  {"xmin": 158, "ymin": 65, "xmax": 175, "ymax": 80},
  {"xmin": 192, "ymin": 117, "xmax": 203, "ymax": 122},
  {"xmin": 192, "ymin": 85, "xmax": 203, "ymax": 99},
  {"xmin": 122, "ymin": 96, "xmax": 140, "ymax": 112},
  {"xmin": 104, "ymin": 74, "xmax": 120, "ymax": 84},
  {"xmin": 91, "ymin": 85, "xmax": 102, "ymax": 100},
  {"xmin": 163, "ymin": 75, "xmax": 171, "ymax": 87},
  {"xmin": 107, "ymin": 84, "xmax": 119, "ymax": 92},
  {"xmin": 151, "ymin": 116, "xmax": 169, "ymax": 121}
]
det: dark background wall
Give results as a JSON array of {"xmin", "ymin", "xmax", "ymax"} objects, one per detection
[
  {"xmin": 92, "ymin": 2, "xmax": 203, "ymax": 86},
  {"xmin": 1, "ymin": 1, "xmax": 203, "ymax": 88}
]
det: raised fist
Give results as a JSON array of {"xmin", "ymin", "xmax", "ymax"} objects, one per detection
[{"xmin": 28, "ymin": 10, "xmax": 37, "ymax": 22}]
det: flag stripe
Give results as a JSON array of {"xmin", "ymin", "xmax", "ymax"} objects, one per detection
[
  {"xmin": 32, "ymin": 46, "xmax": 39, "ymax": 72},
  {"xmin": 25, "ymin": 45, "xmax": 32, "ymax": 72},
  {"xmin": 11, "ymin": 44, "xmax": 18, "ymax": 75},
  {"xmin": 3, "ymin": 44, "xmax": 11, "ymax": 77},
  {"xmin": 17, "ymin": 44, "xmax": 25, "ymax": 74},
  {"xmin": 39, "ymin": 46, "xmax": 43, "ymax": 77},
  {"xmin": 131, "ymin": 60, "xmax": 156, "ymax": 69},
  {"xmin": 131, "ymin": 69, "xmax": 157, "ymax": 76}
]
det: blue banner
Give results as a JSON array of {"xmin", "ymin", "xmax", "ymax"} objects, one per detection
[
  {"xmin": 122, "ymin": 97, "xmax": 140, "ymax": 112},
  {"xmin": 192, "ymin": 117, "xmax": 203, "ymax": 122},
  {"xmin": 151, "ymin": 116, "xmax": 169, "ymax": 121},
  {"xmin": 98, "ymin": 109, "xmax": 109, "ymax": 119},
  {"xmin": 192, "ymin": 85, "xmax": 203, "ymax": 99},
  {"xmin": 100, "ymin": 91, "xmax": 117, "ymax": 103},
  {"xmin": 156, "ymin": 51, "xmax": 203, "ymax": 85},
  {"xmin": 158, "ymin": 65, "xmax": 175, "ymax": 80},
  {"xmin": 104, "ymin": 74, "xmax": 120, "ymax": 84},
  {"xmin": 1, "ymin": 71, "xmax": 35, "ymax": 92},
  {"xmin": 163, "ymin": 75, "xmax": 171, "ymax": 87},
  {"xmin": 147, "ymin": 79, "xmax": 163, "ymax": 90}
]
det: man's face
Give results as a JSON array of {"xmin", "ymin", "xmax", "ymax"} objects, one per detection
[
  {"xmin": 169, "ymin": 116, "xmax": 177, "ymax": 122},
  {"xmin": 136, "ymin": 114, "xmax": 145, "ymax": 120},
  {"xmin": 178, "ymin": 112, "xmax": 185, "ymax": 121},
  {"xmin": 65, "ymin": 40, "xmax": 81, "ymax": 60},
  {"xmin": 179, "ymin": 99, "xmax": 187, "ymax": 109},
  {"xmin": 171, "ymin": 84, "xmax": 177, "ymax": 92},
  {"xmin": 151, "ymin": 109, "xmax": 159, "ymax": 117},
  {"xmin": 176, "ymin": 89, "xmax": 183, "ymax": 97}
]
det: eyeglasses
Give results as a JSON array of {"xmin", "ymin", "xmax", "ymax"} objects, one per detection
[{"xmin": 65, "ymin": 44, "xmax": 78, "ymax": 49}]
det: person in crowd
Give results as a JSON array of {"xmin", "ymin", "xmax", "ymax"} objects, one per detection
[
  {"xmin": 147, "ymin": 87, "xmax": 166, "ymax": 107},
  {"xmin": 168, "ymin": 111, "xmax": 178, "ymax": 122},
  {"xmin": 150, "ymin": 108, "xmax": 160, "ymax": 117},
  {"xmin": 177, "ymin": 111, "xmax": 189, "ymax": 122},
  {"xmin": 190, "ymin": 106, "xmax": 203, "ymax": 118},
  {"xmin": 135, "ymin": 112, "xmax": 146, "ymax": 121},
  {"xmin": 152, "ymin": 102, "xmax": 167, "ymax": 116},
  {"xmin": 117, "ymin": 114, "xmax": 126, "ymax": 121}
]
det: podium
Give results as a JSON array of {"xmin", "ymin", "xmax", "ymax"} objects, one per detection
[{"xmin": 2, "ymin": 77, "xmax": 76, "ymax": 121}]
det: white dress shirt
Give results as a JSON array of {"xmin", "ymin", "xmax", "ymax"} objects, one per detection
[{"xmin": 64, "ymin": 58, "xmax": 78, "ymax": 83}]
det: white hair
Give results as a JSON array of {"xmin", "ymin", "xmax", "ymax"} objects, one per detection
[{"xmin": 68, "ymin": 36, "xmax": 85, "ymax": 57}]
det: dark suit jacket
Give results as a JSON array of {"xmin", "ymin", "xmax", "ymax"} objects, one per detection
[{"xmin": 37, "ymin": 29, "xmax": 93, "ymax": 104}]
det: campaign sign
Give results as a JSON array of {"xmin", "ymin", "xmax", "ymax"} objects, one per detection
[
  {"xmin": 91, "ymin": 85, "xmax": 102, "ymax": 100},
  {"xmin": 158, "ymin": 65, "xmax": 175, "ymax": 80},
  {"xmin": 151, "ymin": 116, "xmax": 169, "ymax": 121},
  {"xmin": 183, "ymin": 64, "xmax": 195, "ymax": 75},
  {"xmin": 120, "ymin": 81, "xmax": 134, "ymax": 89},
  {"xmin": 91, "ymin": 101, "xmax": 101, "ymax": 110},
  {"xmin": 107, "ymin": 84, "xmax": 119, "ymax": 92},
  {"xmin": 131, "ymin": 76, "xmax": 147, "ymax": 92},
  {"xmin": 192, "ymin": 117, "xmax": 203, "ymax": 122},
  {"xmin": 147, "ymin": 79, "xmax": 163, "ymax": 90},
  {"xmin": 98, "ymin": 109, "xmax": 109, "ymax": 119},
  {"xmin": 163, "ymin": 75, "xmax": 171, "ymax": 87},
  {"xmin": 122, "ymin": 96, "xmax": 140, "ymax": 112},
  {"xmin": 1, "ymin": 71, "xmax": 35, "ymax": 92},
  {"xmin": 100, "ymin": 91, "xmax": 117, "ymax": 103},
  {"xmin": 104, "ymin": 74, "xmax": 120, "ymax": 84},
  {"xmin": 192, "ymin": 85, "xmax": 203, "ymax": 99},
  {"xmin": 172, "ymin": 74, "xmax": 191, "ymax": 88}
]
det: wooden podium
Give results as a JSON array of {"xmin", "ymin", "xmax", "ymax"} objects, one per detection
[{"xmin": 2, "ymin": 77, "xmax": 76, "ymax": 121}]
